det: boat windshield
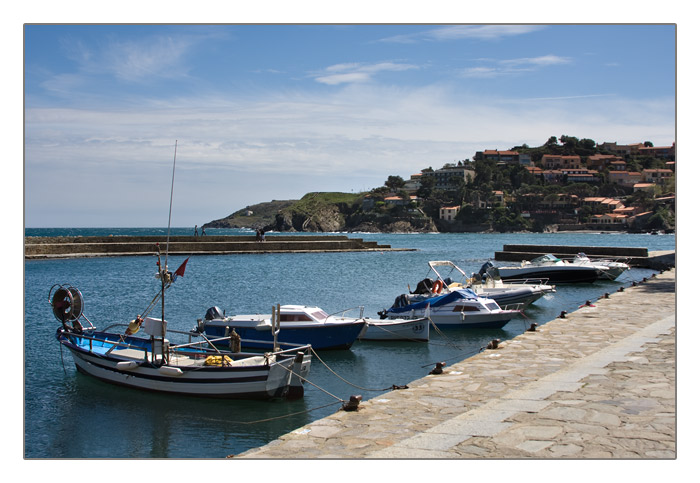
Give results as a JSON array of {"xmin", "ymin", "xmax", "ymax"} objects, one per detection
[
  {"xmin": 310, "ymin": 310, "xmax": 330, "ymax": 321},
  {"xmin": 532, "ymin": 254, "xmax": 560, "ymax": 263}
]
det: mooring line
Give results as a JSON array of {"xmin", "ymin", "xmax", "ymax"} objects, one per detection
[{"xmin": 309, "ymin": 347, "xmax": 405, "ymax": 392}]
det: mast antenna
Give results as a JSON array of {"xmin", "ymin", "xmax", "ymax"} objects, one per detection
[{"xmin": 165, "ymin": 140, "xmax": 178, "ymax": 270}]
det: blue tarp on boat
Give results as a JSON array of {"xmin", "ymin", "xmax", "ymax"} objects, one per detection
[{"xmin": 388, "ymin": 288, "xmax": 479, "ymax": 314}]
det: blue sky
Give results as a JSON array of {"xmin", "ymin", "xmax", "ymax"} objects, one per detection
[{"xmin": 23, "ymin": 23, "xmax": 676, "ymax": 227}]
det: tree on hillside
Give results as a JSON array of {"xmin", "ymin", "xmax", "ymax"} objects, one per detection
[
  {"xmin": 384, "ymin": 175, "xmax": 405, "ymax": 191},
  {"xmin": 417, "ymin": 175, "xmax": 436, "ymax": 199}
]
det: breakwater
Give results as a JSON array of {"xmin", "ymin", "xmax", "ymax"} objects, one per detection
[
  {"xmin": 24, "ymin": 235, "xmax": 410, "ymax": 259},
  {"xmin": 494, "ymin": 244, "xmax": 675, "ymax": 269},
  {"xmin": 237, "ymin": 268, "xmax": 676, "ymax": 459}
]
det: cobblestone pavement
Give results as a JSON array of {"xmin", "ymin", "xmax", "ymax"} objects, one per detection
[{"xmin": 238, "ymin": 269, "xmax": 676, "ymax": 459}]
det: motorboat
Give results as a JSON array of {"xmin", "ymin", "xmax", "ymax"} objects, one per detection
[
  {"xmin": 413, "ymin": 260, "xmax": 556, "ymax": 307},
  {"xmin": 196, "ymin": 304, "xmax": 367, "ymax": 350},
  {"xmin": 495, "ymin": 254, "xmax": 601, "ymax": 283},
  {"xmin": 51, "ymin": 266, "xmax": 312, "ymax": 400},
  {"xmin": 379, "ymin": 288, "xmax": 521, "ymax": 329},
  {"xmin": 356, "ymin": 317, "xmax": 430, "ymax": 342},
  {"xmin": 570, "ymin": 252, "xmax": 630, "ymax": 280}
]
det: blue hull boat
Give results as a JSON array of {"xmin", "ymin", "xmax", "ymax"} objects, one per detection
[{"xmin": 196, "ymin": 305, "xmax": 367, "ymax": 350}]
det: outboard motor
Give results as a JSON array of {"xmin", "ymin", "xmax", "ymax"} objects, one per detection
[
  {"xmin": 205, "ymin": 306, "xmax": 225, "ymax": 321},
  {"xmin": 392, "ymin": 294, "xmax": 410, "ymax": 309},
  {"xmin": 478, "ymin": 261, "xmax": 495, "ymax": 278}
]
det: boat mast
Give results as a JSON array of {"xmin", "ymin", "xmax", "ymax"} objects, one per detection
[
  {"xmin": 165, "ymin": 140, "xmax": 178, "ymax": 274},
  {"xmin": 160, "ymin": 140, "xmax": 177, "ymax": 362}
]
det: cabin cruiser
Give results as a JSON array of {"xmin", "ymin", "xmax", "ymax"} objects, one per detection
[
  {"xmin": 495, "ymin": 254, "xmax": 601, "ymax": 283},
  {"xmin": 196, "ymin": 304, "xmax": 367, "ymax": 350},
  {"xmin": 379, "ymin": 288, "xmax": 520, "ymax": 329}
]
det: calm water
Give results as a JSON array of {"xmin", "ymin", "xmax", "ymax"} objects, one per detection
[{"xmin": 24, "ymin": 229, "xmax": 675, "ymax": 458}]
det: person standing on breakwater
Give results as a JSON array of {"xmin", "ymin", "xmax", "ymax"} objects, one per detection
[
  {"xmin": 194, "ymin": 225, "xmax": 199, "ymax": 237},
  {"xmin": 201, "ymin": 226, "xmax": 206, "ymax": 236}
]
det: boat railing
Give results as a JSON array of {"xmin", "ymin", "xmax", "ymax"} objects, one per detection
[
  {"xmin": 500, "ymin": 303, "xmax": 525, "ymax": 312},
  {"xmin": 61, "ymin": 329, "xmax": 150, "ymax": 360},
  {"xmin": 326, "ymin": 305, "xmax": 365, "ymax": 320},
  {"xmin": 500, "ymin": 277, "xmax": 551, "ymax": 286},
  {"xmin": 175, "ymin": 331, "xmax": 310, "ymax": 356}
]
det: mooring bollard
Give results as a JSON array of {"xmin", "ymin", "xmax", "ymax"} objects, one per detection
[{"xmin": 342, "ymin": 395, "xmax": 362, "ymax": 411}]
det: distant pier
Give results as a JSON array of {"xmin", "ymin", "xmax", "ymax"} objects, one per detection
[
  {"xmin": 24, "ymin": 235, "xmax": 412, "ymax": 259},
  {"xmin": 494, "ymin": 244, "xmax": 675, "ymax": 270}
]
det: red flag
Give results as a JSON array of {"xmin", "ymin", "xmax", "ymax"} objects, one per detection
[{"xmin": 173, "ymin": 257, "xmax": 189, "ymax": 281}]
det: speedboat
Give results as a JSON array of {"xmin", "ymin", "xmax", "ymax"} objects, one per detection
[
  {"xmin": 196, "ymin": 304, "xmax": 367, "ymax": 350},
  {"xmin": 495, "ymin": 254, "xmax": 601, "ymax": 283},
  {"xmin": 379, "ymin": 288, "xmax": 520, "ymax": 329},
  {"xmin": 570, "ymin": 253, "xmax": 630, "ymax": 280},
  {"xmin": 51, "ymin": 263, "xmax": 312, "ymax": 400},
  {"xmin": 415, "ymin": 260, "xmax": 556, "ymax": 307}
]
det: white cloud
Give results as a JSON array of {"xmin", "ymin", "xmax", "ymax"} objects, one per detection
[
  {"xmin": 24, "ymin": 82, "xmax": 675, "ymax": 226},
  {"xmin": 461, "ymin": 54, "xmax": 572, "ymax": 78},
  {"xmin": 57, "ymin": 32, "xmax": 207, "ymax": 84},
  {"xmin": 500, "ymin": 54, "xmax": 571, "ymax": 67},
  {"xmin": 313, "ymin": 61, "xmax": 420, "ymax": 85},
  {"xmin": 381, "ymin": 25, "xmax": 545, "ymax": 43}
]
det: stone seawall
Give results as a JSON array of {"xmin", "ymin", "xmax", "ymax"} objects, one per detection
[{"xmin": 24, "ymin": 235, "xmax": 409, "ymax": 259}]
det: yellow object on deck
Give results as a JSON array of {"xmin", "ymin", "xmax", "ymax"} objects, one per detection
[{"xmin": 204, "ymin": 355, "xmax": 233, "ymax": 366}]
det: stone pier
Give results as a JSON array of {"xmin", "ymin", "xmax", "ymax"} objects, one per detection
[
  {"xmin": 237, "ymin": 269, "xmax": 676, "ymax": 459},
  {"xmin": 24, "ymin": 235, "xmax": 409, "ymax": 259}
]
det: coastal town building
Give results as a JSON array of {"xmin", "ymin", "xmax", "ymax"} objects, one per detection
[
  {"xmin": 596, "ymin": 142, "xmax": 645, "ymax": 156},
  {"xmin": 586, "ymin": 154, "xmax": 625, "ymax": 170},
  {"xmin": 582, "ymin": 197, "xmax": 624, "ymax": 213},
  {"xmin": 591, "ymin": 213, "xmax": 629, "ymax": 225},
  {"xmin": 633, "ymin": 183, "xmax": 657, "ymax": 194},
  {"xmin": 439, "ymin": 205, "xmax": 461, "ymax": 222},
  {"xmin": 607, "ymin": 170, "xmax": 643, "ymax": 187},
  {"xmin": 642, "ymin": 168, "xmax": 674, "ymax": 184},
  {"xmin": 542, "ymin": 154, "xmax": 582, "ymax": 170},
  {"xmin": 423, "ymin": 164, "xmax": 475, "ymax": 191}
]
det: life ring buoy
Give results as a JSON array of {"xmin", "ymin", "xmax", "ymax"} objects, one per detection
[
  {"xmin": 431, "ymin": 280, "xmax": 444, "ymax": 294},
  {"xmin": 50, "ymin": 285, "xmax": 84, "ymax": 329}
]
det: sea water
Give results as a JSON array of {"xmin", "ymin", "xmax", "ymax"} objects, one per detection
[{"xmin": 24, "ymin": 229, "xmax": 675, "ymax": 458}]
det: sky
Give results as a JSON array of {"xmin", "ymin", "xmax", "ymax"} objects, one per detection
[{"xmin": 23, "ymin": 20, "xmax": 677, "ymax": 228}]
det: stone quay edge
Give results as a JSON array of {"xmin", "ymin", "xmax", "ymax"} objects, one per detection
[{"xmin": 236, "ymin": 269, "xmax": 676, "ymax": 459}]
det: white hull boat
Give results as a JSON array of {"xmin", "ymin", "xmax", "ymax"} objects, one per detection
[
  {"xmin": 355, "ymin": 317, "xmax": 430, "ymax": 342},
  {"xmin": 418, "ymin": 260, "xmax": 556, "ymax": 307},
  {"xmin": 381, "ymin": 288, "xmax": 520, "ymax": 329},
  {"xmin": 51, "ymin": 144, "xmax": 312, "ymax": 400},
  {"xmin": 570, "ymin": 253, "xmax": 630, "ymax": 280},
  {"xmin": 57, "ymin": 326, "xmax": 310, "ymax": 399},
  {"xmin": 495, "ymin": 254, "xmax": 601, "ymax": 283},
  {"xmin": 51, "ymin": 246, "xmax": 312, "ymax": 400}
]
